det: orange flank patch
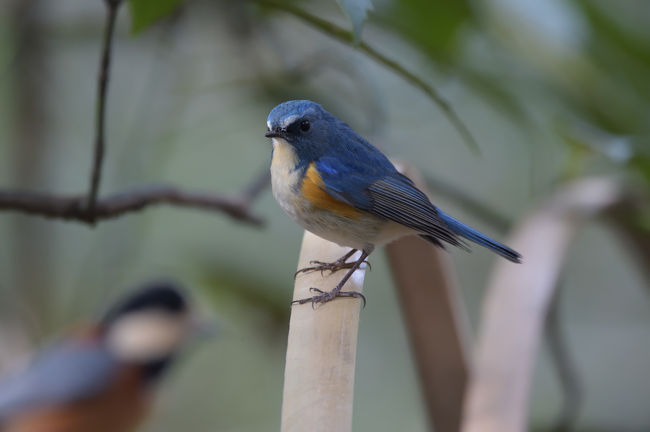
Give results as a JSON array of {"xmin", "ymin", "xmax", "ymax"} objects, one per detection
[{"xmin": 301, "ymin": 163, "xmax": 362, "ymax": 219}]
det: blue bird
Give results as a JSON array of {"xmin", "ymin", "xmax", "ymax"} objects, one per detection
[{"xmin": 265, "ymin": 100, "xmax": 521, "ymax": 306}]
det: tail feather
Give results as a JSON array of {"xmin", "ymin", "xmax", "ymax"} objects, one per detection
[{"xmin": 437, "ymin": 210, "xmax": 521, "ymax": 263}]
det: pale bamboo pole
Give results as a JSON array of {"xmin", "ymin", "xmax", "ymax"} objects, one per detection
[
  {"xmin": 281, "ymin": 231, "xmax": 367, "ymax": 432},
  {"xmin": 461, "ymin": 177, "xmax": 622, "ymax": 432},
  {"xmin": 386, "ymin": 163, "xmax": 471, "ymax": 432}
]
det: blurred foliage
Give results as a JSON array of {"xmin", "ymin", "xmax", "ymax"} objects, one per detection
[
  {"xmin": 377, "ymin": 0, "xmax": 473, "ymax": 62},
  {"xmin": 128, "ymin": 0, "xmax": 185, "ymax": 34},
  {"xmin": 128, "ymin": 0, "xmax": 650, "ymax": 203}
]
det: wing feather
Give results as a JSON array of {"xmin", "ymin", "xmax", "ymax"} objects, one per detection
[
  {"xmin": 367, "ymin": 176, "xmax": 465, "ymax": 248},
  {"xmin": 314, "ymin": 156, "xmax": 463, "ymax": 248}
]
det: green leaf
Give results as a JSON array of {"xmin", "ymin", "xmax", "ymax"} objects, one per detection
[
  {"xmin": 630, "ymin": 154, "xmax": 650, "ymax": 185},
  {"xmin": 336, "ymin": 0, "xmax": 373, "ymax": 42},
  {"xmin": 376, "ymin": 0, "xmax": 472, "ymax": 62},
  {"xmin": 128, "ymin": 0, "xmax": 185, "ymax": 34}
]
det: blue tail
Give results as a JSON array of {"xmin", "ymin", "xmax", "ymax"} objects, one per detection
[{"xmin": 438, "ymin": 210, "xmax": 521, "ymax": 263}]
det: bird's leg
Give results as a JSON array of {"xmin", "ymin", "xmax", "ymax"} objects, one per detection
[
  {"xmin": 294, "ymin": 248, "xmax": 371, "ymax": 279},
  {"xmin": 291, "ymin": 250, "xmax": 369, "ymax": 307}
]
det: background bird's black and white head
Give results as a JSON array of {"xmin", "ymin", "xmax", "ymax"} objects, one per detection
[{"xmin": 100, "ymin": 280, "xmax": 193, "ymax": 367}]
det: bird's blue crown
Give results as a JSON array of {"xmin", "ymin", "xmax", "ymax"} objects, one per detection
[{"xmin": 266, "ymin": 100, "xmax": 324, "ymax": 130}]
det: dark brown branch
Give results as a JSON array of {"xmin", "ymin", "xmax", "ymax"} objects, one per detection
[
  {"xmin": 0, "ymin": 185, "xmax": 264, "ymax": 225},
  {"xmin": 87, "ymin": 0, "xmax": 122, "ymax": 222}
]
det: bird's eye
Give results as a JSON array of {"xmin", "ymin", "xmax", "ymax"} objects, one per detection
[{"xmin": 300, "ymin": 119, "xmax": 310, "ymax": 132}]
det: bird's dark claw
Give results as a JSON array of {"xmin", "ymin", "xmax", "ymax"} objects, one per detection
[
  {"xmin": 290, "ymin": 287, "xmax": 366, "ymax": 309},
  {"xmin": 293, "ymin": 258, "xmax": 371, "ymax": 279}
]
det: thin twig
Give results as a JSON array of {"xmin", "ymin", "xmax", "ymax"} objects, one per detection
[
  {"xmin": 0, "ymin": 185, "xmax": 264, "ymax": 225},
  {"xmin": 545, "ymin": 281, "xmax": 582, "ymax": 432},
  {"xmin": 256, "ymin": 0, "xmax": 480, "ymax": 154},
  {"xmin": 88, "ymin": 0, "xmax": 121, "ymax": 222}
]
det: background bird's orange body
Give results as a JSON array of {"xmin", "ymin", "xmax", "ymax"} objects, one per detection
[{"xmin": 3, "ymin": 367, "xmax": 149, "ymax": 432}]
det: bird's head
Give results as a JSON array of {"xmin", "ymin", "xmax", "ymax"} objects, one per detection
[
  {"xmin": 265, "ymin": 100, "xmax": 334, "ymax": 158},
  {"xmin": 99, "ymin": 280, "xmax": 204, "ymax": 375}
]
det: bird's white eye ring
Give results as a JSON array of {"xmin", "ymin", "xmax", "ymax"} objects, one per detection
[{"xmin": 300, "ymin": 119, "xmax": 310, "ymax": 132}]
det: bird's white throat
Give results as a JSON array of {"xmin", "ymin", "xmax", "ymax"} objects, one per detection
[{"xmin": 106, "ymin": 310, "xmax": 190, "ymax": 362}]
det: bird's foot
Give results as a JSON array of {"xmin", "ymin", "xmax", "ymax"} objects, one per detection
[
  {"xmin": 294, "ymin": 251, "xmax": 370, "ymax": 279},
  {"xmin": 291, "ymin": 287, "xmax": 366, "ymax": 308},
  {"xmin": 294, "ymin": 260, "xmax": 355, "ymax": 279}
]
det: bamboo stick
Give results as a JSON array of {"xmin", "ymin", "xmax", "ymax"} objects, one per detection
[{"xmin": 281, "ymin": 231, "xmax": 367, "ymax": 432}]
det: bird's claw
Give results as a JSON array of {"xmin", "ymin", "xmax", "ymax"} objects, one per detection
[
  {"xmin": 293, "ymin": 259, "xmax": 371, "ymax": 279},
  {"xmin": 290, "ymin": 287, "xmax": 366, "ymax": 309}
]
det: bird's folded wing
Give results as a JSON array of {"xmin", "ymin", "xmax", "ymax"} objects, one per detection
[
  {"xmin": 0, "ymin": 342, "xmax": 116, "ymax": 419},
  {"xmin": 366, "ymin": 176, "xmax": 463, "ymax": 247},
  {"xmin": 314, "ymin": 156, "xmax": 462, "ymax": 247}
]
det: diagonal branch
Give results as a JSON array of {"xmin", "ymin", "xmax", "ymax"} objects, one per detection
[
  {"xmin": 0, "ymin": 185, "xmax": 264, "ymax": 225},
  {"xmin": 87, "ymin": 0, "xmax": 122, "ymax": 222},
  {"xmin": 256, "ymin": 0, "xmax": 480, "ymax": 153}
]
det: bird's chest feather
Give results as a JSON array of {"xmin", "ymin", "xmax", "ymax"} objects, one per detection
[
  {"xmin": 270, "ymin": 139, "xmax": 383, "ymax": 250},
  {"xmin": 270, "ymin": 138, "xmax": 308, "ymax": 220}
]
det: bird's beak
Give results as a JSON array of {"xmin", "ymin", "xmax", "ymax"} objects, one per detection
[{"xmin": 265, "ymin": 128, "xmax": 285, "ymax": 138}]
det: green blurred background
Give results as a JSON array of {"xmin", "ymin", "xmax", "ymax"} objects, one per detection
[{"xmin": 0, "ymin": 0, "xmax": 648, "ymax": 430}]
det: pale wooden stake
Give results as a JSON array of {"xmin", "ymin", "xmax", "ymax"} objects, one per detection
[
  {"xmin": 281, "ymin": 231, "xmax": 367, "ymax": 432},
  {"xmin": 461, "ymin": 178, "xmax": 621, "ymax": 432},
  {"xmin": 386, "ymin": 163, "xmax": 471, "ymax": 432}
]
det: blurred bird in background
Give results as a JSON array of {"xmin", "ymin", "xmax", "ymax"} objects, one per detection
[
  {"xmin": 266, "ymin": 100, "xmax": 521, "ymax": 306},
  {"xmin": 0, "ymin": 280, "xmax": 207, "ymax": 432}
]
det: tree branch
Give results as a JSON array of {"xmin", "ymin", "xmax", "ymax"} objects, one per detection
[
  {"xmin": 87, "ymin": 0, "xmax": 122, "ymax": 222},
  {"xmin": 0, "ymin": 0, "xmax": 272, "ymax": 229},
  {"xmin": 256, "ymin": 0, "xmax": 480, "ymax": 154},
  {"xmin": 0, "ymin": 185, "xmax": 264, "ymax": 225}
]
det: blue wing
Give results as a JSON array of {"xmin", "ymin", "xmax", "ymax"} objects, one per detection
[
  {"xmin": 315, "ymin": 152, "xmax": 521, "ymax": 261},
  {"xmin": 0, "ymin": 341, "xmax": 117, "ymax": 420},
  {"xmin": 314, "ymin": 155, "xmax": 463, "ymax": 248}
]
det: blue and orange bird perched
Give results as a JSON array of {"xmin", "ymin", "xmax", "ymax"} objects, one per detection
[
  {"xmin": 265, "ymin": 100, "xmax": 521, "ymax": 306},
  {"xmin": 0, "ymin": 281, "xmax": 207, "ymax": 432}
]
